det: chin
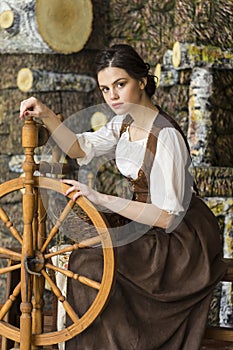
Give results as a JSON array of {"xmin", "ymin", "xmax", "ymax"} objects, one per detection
[{"xmin": 114, "ymin": 104, "xmax": 133, "ymax": 115}]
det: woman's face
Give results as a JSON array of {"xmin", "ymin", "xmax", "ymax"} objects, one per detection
[{"xmin": 97, "ymin": 67, "xmax": 145, "ymax": 114}]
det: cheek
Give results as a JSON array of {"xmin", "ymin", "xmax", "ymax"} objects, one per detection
[
  {"xmin": 101, "ymin": 93, "xmax": 109, "ymax": 103},
  {"xmin": 125, "ymin": 88, "xmax": 141, "ymax": 103},
  {"xmin": 102, "ymin": 94, "xmax": 113, "ymax": 108}
]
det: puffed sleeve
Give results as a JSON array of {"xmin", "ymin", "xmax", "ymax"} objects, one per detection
[
  {"xmin": 76, "ymin": 114, "xmax": 125, "ymax": 165},
  {"xmin": 150, "ymin": 128, "xmax": 193, "ymax": 215}
]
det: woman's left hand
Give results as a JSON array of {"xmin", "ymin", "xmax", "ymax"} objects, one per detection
[{"xmin": 61, "ymin": 179, "xmax": 100, "ymax": 204}]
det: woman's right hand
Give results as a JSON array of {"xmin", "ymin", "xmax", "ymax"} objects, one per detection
[{"xmin": 19, "ymin": 96, "xmax": 55, "ymax": 120}]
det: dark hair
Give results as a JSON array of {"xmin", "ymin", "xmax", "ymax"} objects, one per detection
[{"xmin": 95, "ymin": 44, "xmax": 157, "ymax": 98}]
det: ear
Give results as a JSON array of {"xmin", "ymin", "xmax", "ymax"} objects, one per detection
[{"xmin": 139, "ymin": 77, "xmax": 147, "ymax": 90}]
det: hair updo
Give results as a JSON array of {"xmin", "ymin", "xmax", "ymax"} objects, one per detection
[{"xmin": 95, "ymin": 44, "xmax": 157, "ymax": 98}]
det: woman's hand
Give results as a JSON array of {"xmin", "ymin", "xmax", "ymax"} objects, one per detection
[
  {"xmin": 19, "ymin": 97, "xmax": 85, "ymax": 159},
  {"xmin": 19, "ymin": 96, "xmax": 55, "ymax": 120},
  {"xmin": 61, "ymin": 179, "xmax": 100, "ymax": 205}
]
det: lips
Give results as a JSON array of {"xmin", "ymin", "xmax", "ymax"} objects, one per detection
[{"xmin": 111, "ymin": 103, "xmax": 123, "ymax": 109}]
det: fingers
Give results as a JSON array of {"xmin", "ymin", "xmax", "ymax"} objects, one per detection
[
  {"xmin": 61, "ymin": 179, "xmax": 76, "ymax": 186},
  {"xmin": 19, "ymin": 96, "xmax": 39, "ymax": 120},
  {"xmin": 61, "ymin": 179, "xmax": 82, "ymax": 201},
  {"xmin": 19, "ymin": 97, "xmax": 35, "ymax": 120},
  {"xmin": 61, "ymin": 179, "xmax": 98, "ymax": 204},
  {"xmin": 70, "ymin": 191, "xmax": 82, "ymax": 202}
]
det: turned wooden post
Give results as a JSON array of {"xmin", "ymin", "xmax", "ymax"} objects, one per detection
[{"xmin": 20, "ymin": 117, "xmax": 38, "ymax": 350}]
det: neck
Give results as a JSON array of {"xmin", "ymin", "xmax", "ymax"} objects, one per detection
[
  {"xmin": 130, "ymin": 102, "xmax": 158, "ymax": 128},
  {"xmin": 128, "ymin": 100, "xmax": 159, "ymax": 141}
]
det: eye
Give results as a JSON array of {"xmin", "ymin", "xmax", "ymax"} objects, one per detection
[
  {"xmin": 117, "ymin": 81, "xmax": 126, "ymax": 88},
  {"xmin": 100, "ymin": 87, "xmax": 109, "ymax": 94}
]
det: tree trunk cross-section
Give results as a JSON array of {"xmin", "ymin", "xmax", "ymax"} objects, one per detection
[
  {"xmin": 36, "ymin": 0, "xmax": 93, "ymax": 54},
  {"xmin": 0, "ymin": 9, "xmax": 14, "ymax": 29},
  {"xmin": 0, "ymin": 0, "xmax": 93, "ymax": 54}
]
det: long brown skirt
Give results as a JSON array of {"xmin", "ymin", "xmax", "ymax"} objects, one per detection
[{"xmin": 66, "ymin": 195, "xmax": 226, "ymax": 350}]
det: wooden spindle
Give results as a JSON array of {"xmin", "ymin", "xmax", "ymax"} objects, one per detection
[{"xmin": 20, "ymin": 117, "xmax": 38, "ymax": 350}]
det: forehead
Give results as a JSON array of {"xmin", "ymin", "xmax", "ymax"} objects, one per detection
[{"xmin": 97, "ymin": 67, "xmax": 131, "ymax": 86}]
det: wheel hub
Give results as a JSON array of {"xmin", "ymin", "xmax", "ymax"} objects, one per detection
[{"xmin": 25, "ymin": 250, "xmax": 45, "ymax": 275}]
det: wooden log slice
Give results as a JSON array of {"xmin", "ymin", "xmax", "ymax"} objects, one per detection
[
  {"xmin": 172, "ymin": 41, "xmax": 182, "ymax": 68},
  {"xmin": 154, "ymin": 63, "xmax": 161, "ymax": 87},
  {"xmin": 91, "ymin": 112, "xmax": 108, "ymax": 131},
  {"xmin": 17, "ymin": 68, "xmax": 34, "ymax": 93},
  {"xmin": 36, "ymin": 0, "xmax": 93, "ymax": 54},
  {"xmin": 0, "ymin": 10, "xmax": 14, "ymax": 29}
]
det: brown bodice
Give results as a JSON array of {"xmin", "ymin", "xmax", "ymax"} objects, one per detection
[{"xmin": 119, "ymin": 107, "xmax": 186, "ymax": 204}]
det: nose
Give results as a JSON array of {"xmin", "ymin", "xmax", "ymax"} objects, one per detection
[{"xmin": 110, "ymin": 88, "xmax": 118, "ymax": 100}]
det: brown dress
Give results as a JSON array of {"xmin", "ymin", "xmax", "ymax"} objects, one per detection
[{"xmin": 65, "ymin": 110, "xmax": 226, "ymax": 350}]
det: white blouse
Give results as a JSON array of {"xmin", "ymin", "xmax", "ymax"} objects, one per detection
[{"xmin": 76, "ymin": 114, "xmax": 193, "ymax": 215}]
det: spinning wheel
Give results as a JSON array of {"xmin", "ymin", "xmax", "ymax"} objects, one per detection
[{"xmin": 0, "ymin": 117, "xmax": 115, "ymax": 349}]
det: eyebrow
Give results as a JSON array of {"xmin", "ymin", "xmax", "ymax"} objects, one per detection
[{"xmin": 99, "ymin": 77, "xmax": 127, "ymax": 88}]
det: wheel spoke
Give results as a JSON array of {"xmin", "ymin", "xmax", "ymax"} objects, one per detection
[
  {"xmin": 0, "ymin": 263, "xmax": 21, "ymax": 275},
  {"xmin": 0, "ymin": 282, "xmax": 21, "ymax": 320},
  {"xmin": 77, "ymin": 275, "xmax": 101, "ymax": 290},
  {"xmin": 44, "ymin": 243, "xmax": 79, "ymax": 260},
  {"xmin": 46, "ymin": 262, "xmax": 101, "ymax": 290},
  {"xmin": 0, "ymin": 207, "xmax": 23, "ymax": 244},
  {"xmin": 41, "ymin": 269, "xmax": 80, "ymax": 323},
  {"xmin": 41, "ymin": 199, "xmax": 75, "ymax": 253},
  {"xmin": 0, "ymin": 247, "xmax": 21, "ymax": 261},
  {"xmin": 78, "ymin": 235, "xmax": 101, "ymax": 248}
]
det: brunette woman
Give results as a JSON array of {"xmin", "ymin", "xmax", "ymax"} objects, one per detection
[{"xmin": 20, "ymin": 44, "xmax": 225, "ymax": 350}]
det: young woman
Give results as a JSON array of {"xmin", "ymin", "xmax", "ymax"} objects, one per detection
[{"xmin": 20, "ymin": 44, "xmax": 225, "ymax": 350}]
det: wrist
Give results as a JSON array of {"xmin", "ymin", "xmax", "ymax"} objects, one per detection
[
  {"xmin": 95, "ymin": 192, "xmax": 107, "ymax": 207},
  {"xmin": 41, "ymin": 109, "xmax": 56, "ymax": 121}
]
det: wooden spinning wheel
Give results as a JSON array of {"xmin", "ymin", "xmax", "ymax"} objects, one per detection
[{"xmin": 0, "ymin": 117, "xmax": 115, "ymax": 349}]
